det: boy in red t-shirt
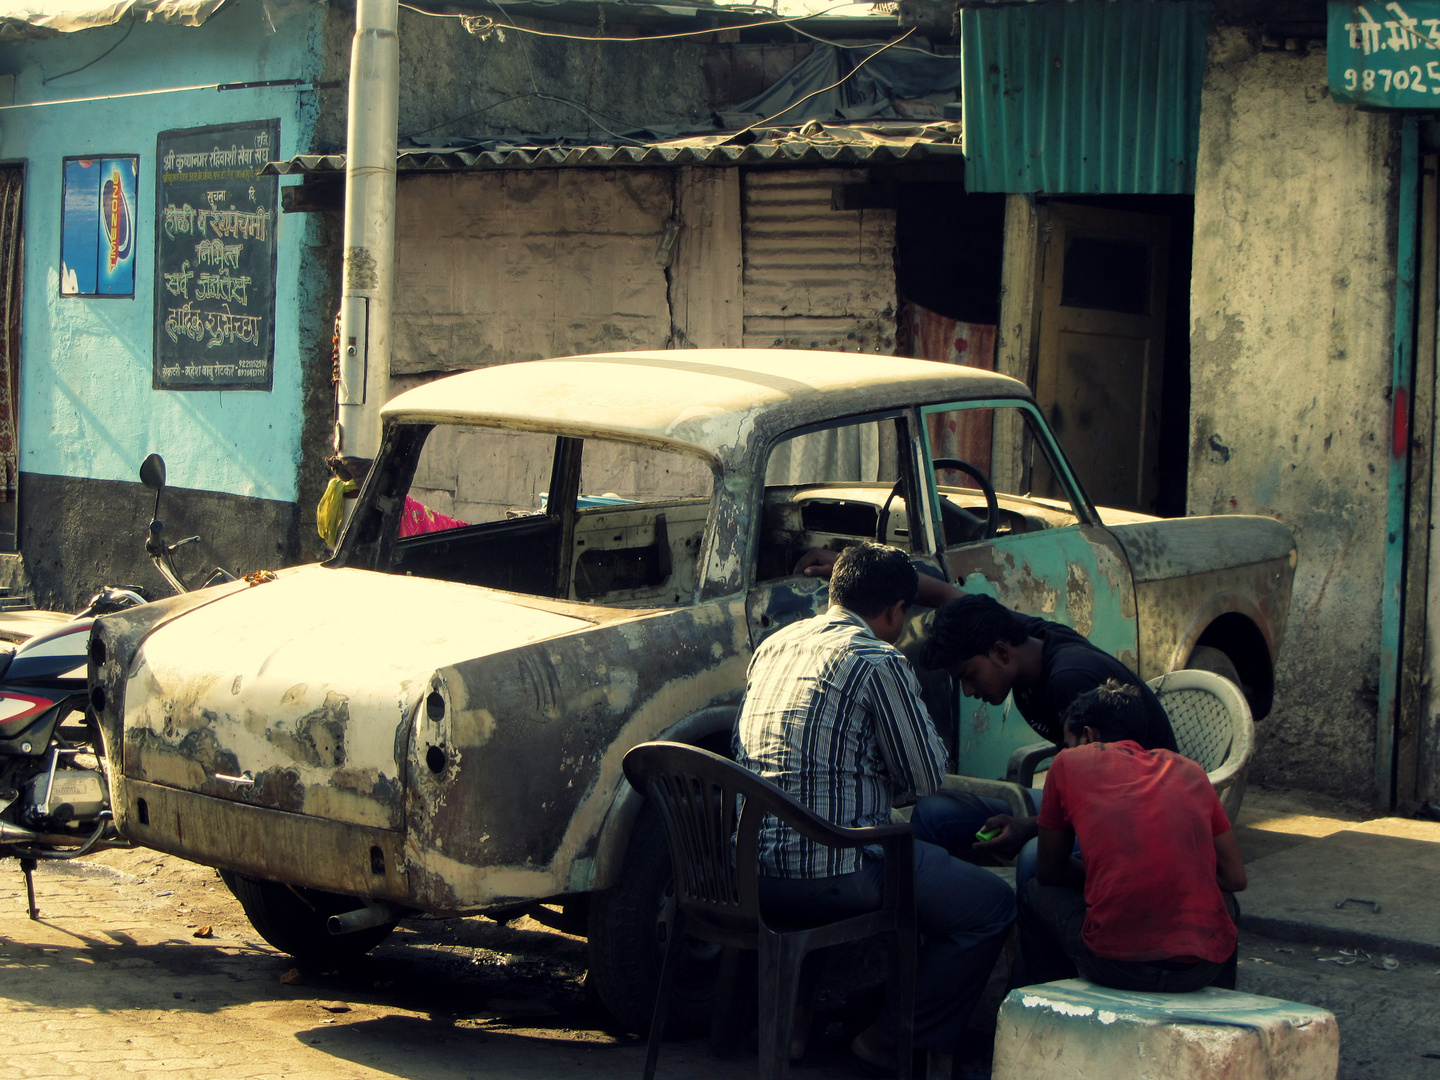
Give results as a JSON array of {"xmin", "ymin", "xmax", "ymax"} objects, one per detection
[{"xmin": 1015, "ymin": 680, "xmax": 1247, "ymax": 993}]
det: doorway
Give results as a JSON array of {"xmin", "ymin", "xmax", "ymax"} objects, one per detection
[{"xmin": 999, "ymin": 194, "xmax": 1194, "ymax": 518}]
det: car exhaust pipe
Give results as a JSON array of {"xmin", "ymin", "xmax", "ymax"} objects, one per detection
[
  {"xmin": 328, "ymin": 901, "xmax": 398, "ymax": 936},
  {"xmin": 0, "ymin": 822, "xmax": 41, "ymax": 842}
]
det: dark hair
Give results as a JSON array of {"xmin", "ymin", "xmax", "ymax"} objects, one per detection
[
  {"xmin": 829, "ymin": 542, "xmax": 918, "ymax": 618},
  {"xmin": 918, "ymin": 593, "xmax": 1029, "ymax": 668},
  {"xmin": 1062, "ymin": 679, "xmax": 1148, "ymax": 744}
]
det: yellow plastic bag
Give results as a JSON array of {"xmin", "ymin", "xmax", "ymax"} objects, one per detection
[{"xmin": 316, "ymin": 478, "xmax": 356, "ymax": 547}]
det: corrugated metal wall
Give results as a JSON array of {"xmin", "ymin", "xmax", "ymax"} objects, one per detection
[
  {"xmin": 960, "ymin": 0, "xmax": 1212, "ymax": 194},
  {"xmin": 742, "ymin": 170, "xmax": 897, "ymax": 353}
]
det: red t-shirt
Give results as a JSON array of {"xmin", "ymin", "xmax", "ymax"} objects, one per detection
[{"xmin": 1037, "ymin": 740, "xmax": 1236, "ymax": 964}]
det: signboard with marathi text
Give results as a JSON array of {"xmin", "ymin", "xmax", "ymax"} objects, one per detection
[
  {"xmin": 1329, "ymin": 1, "xmax": 1440, "ymax": 108},
  {"xmin": 154, "ymin": 120, "xmax": 279, "ymax": 391}
]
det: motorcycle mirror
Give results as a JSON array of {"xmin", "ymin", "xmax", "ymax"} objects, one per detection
[{"xmin": 139, "ymin": 454, "xmax": 167, "ymax": 492}]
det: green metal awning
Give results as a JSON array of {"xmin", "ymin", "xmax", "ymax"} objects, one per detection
[{"xmin": 959, "ymin": 0, "xmax": 1212, "ymax": 194}]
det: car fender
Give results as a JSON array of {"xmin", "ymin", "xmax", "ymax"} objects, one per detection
[
  {"xmin": 581, "ymin": 705, "xmax": 739, "ymax": 894},
  {"xmin": 1167, "ymin": 591, "xmax": 1276, "ymax": 675}
]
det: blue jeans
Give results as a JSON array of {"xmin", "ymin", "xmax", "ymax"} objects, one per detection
[
  {"xmin": 758, "ymin": 839, "xmax": 1015, "ymax": 1052},
  {"xmin": 910, "ymin": 790, "xmax": 1048, "ymax": 894}
]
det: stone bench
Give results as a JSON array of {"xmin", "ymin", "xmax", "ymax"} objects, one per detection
[{"xmin": 992, "ymin": 979, "xmax": 1338, "ymax": 1080}]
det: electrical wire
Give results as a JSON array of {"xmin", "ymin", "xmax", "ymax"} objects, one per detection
[
  {"xmin": 789, "ymin": 19, "xmax": 946, "ymax": 57},
  {"xmin": 42, "ymin": 19, "xmax": 135, "ymax": 84},
  {"xmin": 729, "ymin": 24, "xmax": 915, "ymax": 137},
  {"xmin": 405, "ymin": 25, "xmax": 914, "ymax": 143},
  {"xmin": 487, "ymin": 0, "xmax": 543, "ymax": 95},
  {"xmin": 399, "ymin": 4, "xmax": 922, "ymax": 143},
  {"xmin": 397, "ymin": 0, "xmax": 889, "ymax": 42}
]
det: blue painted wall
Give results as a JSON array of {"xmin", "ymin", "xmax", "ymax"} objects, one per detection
[{"xmin": 0, "ymin": 0, "xmax": 326, "ymax": 503}]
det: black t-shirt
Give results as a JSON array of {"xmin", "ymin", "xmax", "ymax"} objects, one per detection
[{"xmin": 1011, "ymin": 618, "xmax": 1177, "ymax": 751}]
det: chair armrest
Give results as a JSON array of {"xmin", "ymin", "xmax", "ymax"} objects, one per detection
[
  {"xmin": 1006, "ymin": 741, "xmax": 1059, "ymax": 786},
  {"xmin": 761, "ymin": 810, "xmax": 916, "ymax": 912},
  {"xmin": 729, "ymin": 759, "xmax": 916, "ymax": 853},
  {"xmin": 938, "ymin": 775, "xmax": 1036, "ymax": 817}
]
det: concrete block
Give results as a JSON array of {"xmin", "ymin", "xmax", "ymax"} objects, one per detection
[{"xmin": 993, "ymin": 979, "xmax": 1338, "ymax": 1080}]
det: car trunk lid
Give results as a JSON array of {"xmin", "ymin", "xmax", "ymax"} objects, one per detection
[{"xmin": 119, "ymin": 566, "xmax": 593, "ymax": 830}]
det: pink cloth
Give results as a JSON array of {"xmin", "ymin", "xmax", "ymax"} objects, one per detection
[
  {"xmin": 399, "ymin": 496, "xmax": 469, "ymax": 538},
  {"xmin": 900, "ymin": 301, "xmax": 999, "ymax": 473}
]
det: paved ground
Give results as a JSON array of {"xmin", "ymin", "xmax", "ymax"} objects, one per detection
[{"xmin": 0, "ymin": 785, "xmax": 1435, "ymax": 1079}]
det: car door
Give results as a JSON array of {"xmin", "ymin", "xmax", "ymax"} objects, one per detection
[{"xmin": 918, "ymin": 398, "xmax": 1139, "ymax": 780}]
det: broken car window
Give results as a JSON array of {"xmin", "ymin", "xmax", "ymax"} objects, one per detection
[{"xmin": 391, "ymin": 423, "xmax": 714, "ymax": 607}]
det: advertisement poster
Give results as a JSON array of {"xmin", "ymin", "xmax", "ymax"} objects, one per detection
[
  {"xmin": 153, "ymin": 120, "xmax": 279, "ymax": 391},
  {"xmin": 60, "ymin": 156, "xmax": 138, "ymax": 297}
]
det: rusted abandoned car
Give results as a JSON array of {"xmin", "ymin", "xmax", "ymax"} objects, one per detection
[{"xmin": 87, "ymin": 349, "xmax": 1295, "ymax": 1032}]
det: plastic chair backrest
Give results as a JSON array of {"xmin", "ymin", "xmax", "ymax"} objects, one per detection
[{"xmin": 1146, "ymin": 669, "xmax": 1255, "ymax": 789}]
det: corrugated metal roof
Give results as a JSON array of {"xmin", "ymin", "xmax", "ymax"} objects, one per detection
[
  {"xmin": 263, "ymin": 124, "xmax": 966, "ymax": 175},
  {"xmin": 959, "ymin": 0, "xmax": 1211, "ymax": 194}
]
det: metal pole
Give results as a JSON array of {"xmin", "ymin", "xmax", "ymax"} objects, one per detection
[
  {"xmin": 1378, "ymin": 113, "xmax": 1420, "ymax": 811},
  {"xmin": 334, "ymin": 0, "xmax": 398, "ymax": 474}
]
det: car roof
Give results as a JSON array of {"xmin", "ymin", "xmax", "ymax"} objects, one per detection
[{"xmin": 382, "ymin": 350, "xmax": 1033, "ymax": 459}]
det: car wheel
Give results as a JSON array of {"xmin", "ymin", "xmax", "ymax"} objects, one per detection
[
  {"xmin": 219, "ymin": 870, "xmax": 398, "ymax": 966},
  {"xmin": 1185, "ymin": 644, "xmax": 1242, "ymax": 686},
  {"xmin": 586, "ymin": 804, "xmax": 721, "ymax": 1037}
]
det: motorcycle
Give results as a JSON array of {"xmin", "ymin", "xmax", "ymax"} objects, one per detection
[{"xmin": 0, "ymin": 454, "xmax": 232, "ymax": 915}]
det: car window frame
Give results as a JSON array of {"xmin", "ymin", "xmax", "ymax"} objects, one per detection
[
  {"xmin": 746, "ymin": 407, "xmax": 925, "ymax": 581},
  {"xmin": 916, "ymin": 397, "xmax": 1101, "ymax": 555},
  {"xmin": 340, "ymin": 419, "xmax": 724, "ymax": 607}
]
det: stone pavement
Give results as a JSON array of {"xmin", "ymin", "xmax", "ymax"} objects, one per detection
[
  {"xmin": 1230, "ymin": 789, "xmax": 1440, "ymax": 1080},
  {"xmin": 0, "ymin": 786, "xmax": 1435, "ymax": 1079},
  {"xmin": 1234, "ymin": 791, "xmax": 1440, "ymax": 960},
  {"xmin": 0, "ymin": 852, "xmax": 788, "ymax": 1080}
]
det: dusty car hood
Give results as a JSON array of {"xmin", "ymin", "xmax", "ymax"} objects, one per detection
[{"xmin": 119, "ymin": 566, "xmax": 595, "ymax": 830}]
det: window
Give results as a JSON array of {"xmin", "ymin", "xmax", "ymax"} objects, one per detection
[
  {"xmin": 385, "ymin": 423, "xmax": 713, "ymax": 607},
  {"xmin": 921, "ymin": 402, "xmax": 1085, "ymax": 546},
  {"xmin": 757, "ymin": 416, "xmax": 908, "ymax": 579}
]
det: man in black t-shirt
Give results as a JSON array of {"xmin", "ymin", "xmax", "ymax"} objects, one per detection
[
  {"xmin": 1000, "ymin": 617, "xmax": 1174, "ymax": 750},
  {"xmin": 909, "ymin": 594, "xmax": 1176, "ymax": 892}
]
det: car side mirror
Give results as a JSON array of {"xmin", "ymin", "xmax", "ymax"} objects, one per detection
[{"xmin": 139, "ymin": 454, "xmax": 167, "ymax": 492}]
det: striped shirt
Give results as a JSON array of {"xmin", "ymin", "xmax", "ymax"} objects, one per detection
[{"xmin": 734, "ymin": 606, "xmax": 949, "ymax": 878}]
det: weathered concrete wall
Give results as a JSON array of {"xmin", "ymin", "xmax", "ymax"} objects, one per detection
[
  {"xmin": 1190, "ymin": 29, "xmax": 1397, "ymax": 800},
  {"xmin": 316, "ymin": 6, "xmax": 718, "ymax": 152},
  {"xmin": 392, "ymin": 170, "xmax": 674, "ymax": 372},
  {"xmin": 390, "ymin": 167, "xmax": 899, "ymax": 379}
]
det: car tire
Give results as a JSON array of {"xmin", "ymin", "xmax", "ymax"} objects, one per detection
[
  {"xmin": 220, "ymin": 870, "xmax": 398, "ymax": 966},
  {"xmin": 1184, "ymin": 644, "xmax": 1242, "ymax": 686},
  {"xmin": 585, "ymin": 804, "xmax": 720, "ymax": 1037},
  {"xmin": 1184, "ymin": 645, "xmax": 1249, "ymax": 819}
]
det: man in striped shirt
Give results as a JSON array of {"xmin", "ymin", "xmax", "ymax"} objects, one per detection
[{"xmin": 736, "ymin": 542, "xmax": 1015, "ymax": 1077}]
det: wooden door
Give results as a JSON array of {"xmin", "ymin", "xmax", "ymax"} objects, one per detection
[{"xmin": 1034, "ymin": 204, "xmax": 1169, "ymax": 513}]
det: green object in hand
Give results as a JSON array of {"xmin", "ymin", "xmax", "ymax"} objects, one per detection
[{"xmin": 975, "ymin": 826, "xmax": 1002, "ymax": 843}]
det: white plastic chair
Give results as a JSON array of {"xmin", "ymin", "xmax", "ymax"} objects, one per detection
[
  {"xmin": 1145, "ymin": 668, "xmax": 1254, "ymax": 821},
  {"xmin": 936, "ymin": 668, "xmax": 1255, "ymax": 822}
]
